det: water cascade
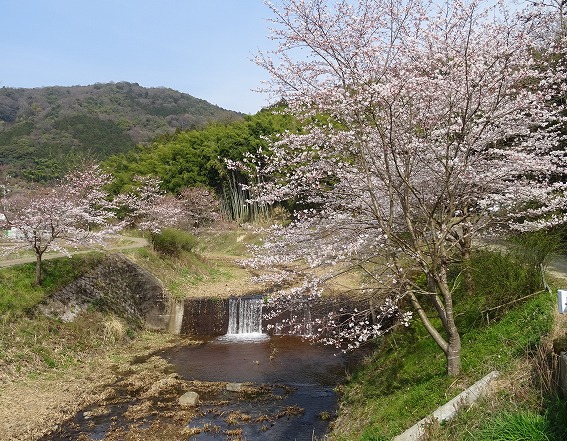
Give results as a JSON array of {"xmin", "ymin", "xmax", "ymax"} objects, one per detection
[{"xmin": 222, "ymin": 296, "xmax": 267, "ymax": 340}]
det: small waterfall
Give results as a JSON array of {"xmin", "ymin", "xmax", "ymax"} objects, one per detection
[{"xmin": 221, "ymin": 296, "xmax": 268, "ymax": 341}]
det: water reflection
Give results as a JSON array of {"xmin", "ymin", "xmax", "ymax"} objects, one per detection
[
  {"xmin": 160, "ymin": 336, "xmax": 346, "ymax": 440},
  {"xmin": 162, "ymin": 335, "xmax": 345, "ymax": 386}
]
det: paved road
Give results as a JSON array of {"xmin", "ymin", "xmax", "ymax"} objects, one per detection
[{"xmin": 0, "ymin": 236, "xmax": 148, "ymax": 268}]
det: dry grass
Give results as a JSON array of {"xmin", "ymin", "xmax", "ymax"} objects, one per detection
[
  {"xmin": 125, "ymin": 246, "xmax": 265, "ymax": 299},
  {"xmin": 0, "ymin": 331, "xmax": 182, "ymax": 441}
]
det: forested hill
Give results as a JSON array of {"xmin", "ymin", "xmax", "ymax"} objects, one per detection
[{"xmin": 0, "ymin": 82, "xmax": 243, "ymax": 181}]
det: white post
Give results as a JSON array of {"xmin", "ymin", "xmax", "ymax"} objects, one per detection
[{"xmin": 558, "ymin": 290, "xmax": 567, "ymax": 314}]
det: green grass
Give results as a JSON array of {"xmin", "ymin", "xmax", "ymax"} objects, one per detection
[
  {"xmin": 331, "ymin": 234, "xmax": 563, "ymax": 441},
  {"xmin": 332, "ymin": 292, "xmax": 557, "ymax": 441},
  {"xmin": 0, "ymin": 252, "xmax": 104, "ymax": 316},
  {"xmin": 125, "ymin": 246, "xmax": 236, "ymax": 298},
  {"xmin": 0, "ymin": 252, "xmax": 137, "ymax": 380},
  {"xmin": 469, "ymin": 411, "xmax": 551, "ymax": 441},
  {"xmin": 195, "ymin": 228, "xmax": 263, "ymax": 256}
]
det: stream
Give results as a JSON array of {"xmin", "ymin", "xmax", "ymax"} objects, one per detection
[
  {"xmin": 41, "ymin": 297, "xmax": 361, "ymax": 440},
  {"xmin": 41, "ymin": 335, "xmax": 356, "ymax": 441}
]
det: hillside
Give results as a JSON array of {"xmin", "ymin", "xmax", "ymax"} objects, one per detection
[{"xmin": 0, "ymin": 82, "xmax": 243, "ymax": 181}]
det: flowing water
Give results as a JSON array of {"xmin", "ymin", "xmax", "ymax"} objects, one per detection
[
  {"xmin": 160, "ymin": 335, "xmax": 347, "ymax": 440},
  {"xmin": 221, "ymin": 296, "xmax": 268, "ymax": 341}
]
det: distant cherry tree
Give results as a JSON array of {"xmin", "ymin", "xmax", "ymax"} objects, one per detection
[
  {"xmin": 179, "ymin": 186, "xmax": 221, "ymax": 228},
  {"xmin": 244, "ymin": 0, "xmax": 567, "ymax": 375},
  {"xmin": 0, "ymin": 165, "xmax": 118, "ymax": 285},
  {"xmin": 115, "ymin": 176, "xmax": 185, "ymax": 234},
  {"xmin": 116, "ymin": 176, "xmax": 220, "ymax": 232}
]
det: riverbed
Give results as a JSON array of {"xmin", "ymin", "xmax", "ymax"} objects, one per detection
[{"xmin": 40, "ymin": 335, "xmax": 353, "ymax": 441}]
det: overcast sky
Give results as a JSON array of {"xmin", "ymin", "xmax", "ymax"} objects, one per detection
[{"xmin": 1, "ymin": 1, "xmax": 277, "ymax": 114}]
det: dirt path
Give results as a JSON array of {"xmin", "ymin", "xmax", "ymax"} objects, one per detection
[
  {"xmin": 0, "ymin": 236, "xmax": 148, "ymax": 268},
  {"xmin": 548, "ymin": 253, "xmax": 567, "ymax": 283}
]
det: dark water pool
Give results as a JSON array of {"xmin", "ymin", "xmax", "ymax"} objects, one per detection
[
  {"xmin": 159, "ymin": 335, "xmax": 348, "ymax": 440},
  {"xmin": 163, "ymin": 335, "xmax": 346, "ymax": 385}
]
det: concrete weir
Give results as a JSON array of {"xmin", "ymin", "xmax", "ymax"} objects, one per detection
[
  {"xmin": 176, "ymin": 297, "xmax": 230, "ymax": 335},
  {"xmin": 175, "ymin": 295, "xmax": 359, "ymax": 337}
]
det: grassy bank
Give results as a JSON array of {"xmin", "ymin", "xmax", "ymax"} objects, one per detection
[
  {"xmin": 124, "ymin": 228, "xmax": 263, "ymax": 299},
  {"xmin": 330, "ymin": 254, "xmax": 567, "ymax": 440},
  {"xmin": 0, "ymin": 253, "xmax": 144, "ymax": 383},
  {"xmin": 0, "ymin": 248, "xmax": 198, "ymax": 440}
]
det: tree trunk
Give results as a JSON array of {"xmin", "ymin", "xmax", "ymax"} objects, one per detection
[
  {"xmin": 436, "ymin": 267, "xmax": 462, "ymax": 377},
  {"xmin": 411, "ymin": 263, "xmax": 463, "ymax": 376},
  {"xmin": 412, "ymin": 292, "xmax": 463, "ymax": 376},
  {"xmin": 460, "ymin": 228, "xmax": 474, "ymax": 297},
  {"xmin": 446, "ymin": 332, "xmax": 462, "ymax": 376},
  {"xmin": 35, "ymin": 252, "xmax": 43, "ymax": 286}
]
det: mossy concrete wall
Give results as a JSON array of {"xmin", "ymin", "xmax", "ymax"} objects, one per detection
[
  {"xmin": 178, "ymin": 295, "xmax": 377, "ymax": 337},
  {"xmin": 40, "ymin": 253, "xmax": 170, "ymax": 329},
  {"xmin": 180, "ymin": 298, "xmax": 230, "ymax": 335}
]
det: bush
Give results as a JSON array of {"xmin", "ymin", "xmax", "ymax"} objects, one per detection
[
  {"xmin": 452, "ymin": 232, "xmax": 560, "ymax": 327},
  {"xmin": 149, "ymin": 228, "xmax": 197, "ymax": 256},
  {"xmin": 471, "ymin": 250, "xmax": 541, "ymax": 303}
]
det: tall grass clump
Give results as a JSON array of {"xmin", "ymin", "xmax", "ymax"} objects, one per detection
[
  {"xmin": 452, "ymin": 231, "xmax": 563, "ymax": 329},
  {"xmin": 150, "ymin": 228, "xmax": 198, "ymax": 257},
  {"xmin": 470, "ymin": 411, "xmax": 550, "ymax": 441}
]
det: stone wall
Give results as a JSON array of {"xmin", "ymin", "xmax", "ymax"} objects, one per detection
[{"xmin": 40, "ymin": 253, "xmax": 170, "ymax": 330}]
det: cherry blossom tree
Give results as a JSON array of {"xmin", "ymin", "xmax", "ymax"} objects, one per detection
[
  {"xmin": 179, "ymin": 186, "xmax": 221, "ymax": 228},
  {"xmin": 0, "ymin": 165, "xmax": 118, "ymax": 285},
  {"xmin": 116, "ymin": 177, "xmax": 221, "ymax": 233},
  {"xmin": 115, "ymin": 175, "xmax": 185, "ymax": 234},
  {"xmin": 245, "ymin": 0, "xmax": 567, "ymax": 375}
]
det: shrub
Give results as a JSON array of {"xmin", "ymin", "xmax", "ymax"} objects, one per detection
[
  {"xmin": 149, "ymin": 228, "xmax": 197, "ymax": 256},
  {"xmin": 470, "ymin": 250, "xmax": 540, "ymax": 305},
  {"xmin": 452, "ymin": 236, "xmax": 558, "ymax": 327}
]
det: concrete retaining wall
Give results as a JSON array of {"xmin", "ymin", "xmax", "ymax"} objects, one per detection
[{"xmin": 40, "ymin": 253, "xmax": 170, "ymax": 330}]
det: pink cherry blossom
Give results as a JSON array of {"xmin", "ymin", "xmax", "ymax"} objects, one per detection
[{"xmin": 245, "ymin": 0, "xmax": 566, "ymax": 375}]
